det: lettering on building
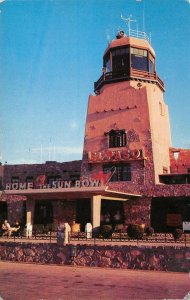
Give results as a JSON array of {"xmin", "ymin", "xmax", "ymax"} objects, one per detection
[
  {"xmin": 88, "ymin": 149, "xmax": 143, "ymax": 163},
  {"xmin": 5, "ymin": 178, "xmax": 101, "ymax": 191}
]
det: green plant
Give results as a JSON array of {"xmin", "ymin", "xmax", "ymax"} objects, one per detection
[
  {"xmin": 127, "ymin": 224, "xmax": 144, "ymax": 240},
  {"xmin": 100, "ymin": 225, "xmax": 113, "ymax": 238}
]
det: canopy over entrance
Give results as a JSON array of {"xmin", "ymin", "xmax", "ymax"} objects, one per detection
[{"xmin": 1, "ymin": 186, "xmax": 141, "ymax": 201}]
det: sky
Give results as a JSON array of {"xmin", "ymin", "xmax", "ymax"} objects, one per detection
[{"xmin": 0, "ymin": 0, "xmax": 190, "ymax": 165}]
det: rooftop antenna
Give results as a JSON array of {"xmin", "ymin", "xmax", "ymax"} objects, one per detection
[{"xmin": 121, "ymin": 14, "xmax": 137, "ymax": 37}]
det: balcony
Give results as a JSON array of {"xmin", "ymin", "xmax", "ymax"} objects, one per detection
[
  {"xmin": 159, "ymin": 173, "xmax": 190, "ymax": 185},
  {"xmin": 94, "ymin": 68, "xmax": 165, "ymax": 93}
]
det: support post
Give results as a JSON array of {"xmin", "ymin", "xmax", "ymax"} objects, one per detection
[
  {"xmin": 91, "ymin": 195, "xmax": 101, "ymax": 229},
  {"xmin": 26, "ymin": 198, "xmax": 35, "ymax": 237}
]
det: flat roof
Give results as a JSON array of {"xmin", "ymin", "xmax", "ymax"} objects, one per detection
[{"xmin": 0, "ymin": 186, "xmax": 141, "ymax": 201}]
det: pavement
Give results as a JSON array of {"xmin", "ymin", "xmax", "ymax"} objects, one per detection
[{"xmin": 0, "ymin": 261, "xmax": 189, "ymax": 300}]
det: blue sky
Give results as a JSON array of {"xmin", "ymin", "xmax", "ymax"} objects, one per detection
[{"xmin": 0, "ymin": 0, "xmax": 190, "ymax": 164}]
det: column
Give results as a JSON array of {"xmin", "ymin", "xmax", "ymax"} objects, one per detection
[
  {"xmin": 91, "ymin": 195, "xmax": 101, "ymax": 229},
  {"xmin": 26, "ymin": 198, "xmax": 35, "ymax": 236}
]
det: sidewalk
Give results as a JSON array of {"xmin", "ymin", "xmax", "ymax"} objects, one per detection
[{"xmin": 0, "ymin": 261, "xmax": 189, "ymax": 300}]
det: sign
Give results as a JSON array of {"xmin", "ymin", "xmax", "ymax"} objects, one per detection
[
  {"xmin": 183, "ymin": 222, "xmax": 190, "ymax": 231},
  {"xmin": 166, "ymin": 214, "xmax": 182, "ymax": 227},
  {"xmin": 88, "ymin": 149, "xmax": 143, "ymax": 163},
  {"xmin": 5, "ymin": 178, "xmax": 102, "ymax": 191}
]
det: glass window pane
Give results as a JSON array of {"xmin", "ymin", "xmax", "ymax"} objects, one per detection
[
  {"xmin": 103, "ymin": 164, "xmax": 131, "ymax": 182},
  {"xmin": 131, "ymin": 55, "xmax": 148, "ymax": 71}
]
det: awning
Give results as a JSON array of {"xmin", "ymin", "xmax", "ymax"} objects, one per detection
[{"xmin": 0, "ymin": 186, "xmax": 141, "ymax": 201}]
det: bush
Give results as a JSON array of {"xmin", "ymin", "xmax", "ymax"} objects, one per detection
[
  {"xmin": 100, "ymin": 225, "xmax": 113, "ymax": 238},
  {"xmin": 145, "ymin": 226, "xmax": 154, "ymax": 237},
  {"xmin": 172, "ymin": 228, "xmax": 183, "ymax": 241},
  {"xmin": 127, "ymin": 224, "xmax": 144, "ymax": 240}
]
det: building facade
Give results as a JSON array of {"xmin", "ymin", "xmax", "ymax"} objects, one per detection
[{"xmin": 1, "ymin": 30, "xmax": 190, "ymax": 233}]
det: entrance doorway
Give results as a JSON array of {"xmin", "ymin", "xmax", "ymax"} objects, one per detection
[
  {"xmin": 34, "ymin": 200, "xmax": 53, "ymax": 225},
  {"xmin": 101, "ymin": 200, "xmax": 124, "ymax": 226},
  {"xmin": 75, "ymin": 199, "xmax": 91, "ymax": 231}
]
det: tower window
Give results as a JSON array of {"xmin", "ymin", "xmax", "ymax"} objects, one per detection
[
  {"xmin": 104, "ymin": 53, "xmax": 111, "ymax": 72},
  {"xmin": 131, "ymin": 47, "xmax": 148, "ymax": 71},
  {"xmin": 149, "ymin": 53, "xmax": 155, "ymax": 73},
  {"xmin": 103, "ymin": 164, "xmax": 131, "ymax": 182},
  {"xmin": 108, "ymin": 129, "xmax": 126, "ymax": 148},
  {"xmin": 112, "ymin": 47, "xmax": 130, "ymax": 72}
]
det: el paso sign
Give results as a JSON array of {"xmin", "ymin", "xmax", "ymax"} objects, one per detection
[{"xmin": 88, "ymin": 149, "xmax": 143, "ymax": 163}]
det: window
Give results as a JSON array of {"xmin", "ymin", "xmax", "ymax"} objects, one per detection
[
  {"xmin": 149, "ymin": 53, "xmax": 155, "ymax": 73},
  {"xmin": 47, "ymin": 175, "xmax": 61, "ymax": 187},
  {"xmin": 103, "ymin": 164, "xmax": 131, "ymax": 182},
  {"xmin": 159, "ymin": 102, "xmax": 165, "ymax": 116},
  {"xmin": 26, "ymin": 176, "xmax": 33, "ymax": 183},
  {"xmin": 131, "ymin": 47, "xmax": 148, "ymax": 71},
  {"xmin": 108, "ymin": 129, "xmax": 126, "ymax": 148},
  {"xmin": 112, "ymin": 47, "xmax": 130, "ymax": 72},
  {"xmin": 11, "ymin": 176, "xmax": 19, "ymax": 183},
  {"xmin": 104, "ymin": 54, "xmax": 111, "ymax": 72}
]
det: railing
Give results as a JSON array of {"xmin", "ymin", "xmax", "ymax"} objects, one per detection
[
  {"xmin": 1, "ymin": 231, "xmax": 189, "ymax": 246},
  {"xmin": 159, "ymin": 173, "xmax": 190, "ymax": 185},
  {"xmin": 69, "ymin": 232, "xmax": 190, "ymax": 245},
  {"xmin": 94, "ymin": 69, "xmax": 165, "ymax": 93},
  {"xmin": 128, "ymin": 29, "xmax": 150, "ymax": 43}
]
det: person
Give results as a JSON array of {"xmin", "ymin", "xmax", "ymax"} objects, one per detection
[
  {"xmin": 64, "ymin": 222, "xmax": 71, "ymax": 245},
  {"xmin": 104, "ymin": 212, "xmax": 111, "ymax": 224},
  {"xmin": 57, "ymin": 221, "xmax": 65, "ymax": 245},
  {"xmin": 2, "ymin": 220, "xmax": 12, "ymax": 238},
  {"xmin": 12, "ymin": 221, "xmax": 21, "ymax": 237},
  {"xmin": 113, "ymin": 210, "xmax": 122, "ymax": 223},
  {"xmin": 85, "ymin": 222, "xmax": 92, "ymax": 239}
]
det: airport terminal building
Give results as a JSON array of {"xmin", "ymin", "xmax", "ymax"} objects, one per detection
[{"xmin": 1, "ymin": 29, "xmax": 190, "ymax": 233}]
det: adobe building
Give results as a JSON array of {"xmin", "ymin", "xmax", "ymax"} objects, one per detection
[{"xmin": 1, "ymin": 28, "xmax": 190, "ymax": 233}]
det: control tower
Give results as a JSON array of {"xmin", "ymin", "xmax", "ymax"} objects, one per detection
[{"xmin": 81, "ymin": 21, "xmax": 171, "ymax": 186}]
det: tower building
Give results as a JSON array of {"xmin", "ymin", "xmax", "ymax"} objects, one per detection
[
  {"xmin": 81, "ymin": 29, "xmax": 171, "ymax": 186},
  {"xmin": 1, "ymin": 25, "xmax": 190, "ymax": 234}
]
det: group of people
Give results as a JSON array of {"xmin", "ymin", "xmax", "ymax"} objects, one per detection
[
  {"xmin": 57, "ymin": 221, "xmax": 93, "ymax": 245},
  {"xmin": 1, "ymin": 220, "xmax": 21, "ymax": 238},
  {"xmin": 101, "ymin": 210, "xmax": 122, "ymax": 224}
]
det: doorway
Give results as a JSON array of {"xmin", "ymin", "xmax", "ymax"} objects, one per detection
[{"xmin": 75, "ymin": 199, "xmax": 91, "ymax": 231}]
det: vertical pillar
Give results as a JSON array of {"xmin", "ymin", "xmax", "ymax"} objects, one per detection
[
  {"xmin": 26, "ymin": 198, "xmax": 35, "ymax": 236},
  {"xmin": 91, "ymin": 195, "xmax": 101, "ymax": 229},
  {"xmin": 26, "ymin": 198, "xmax": 35, "ymax": 225}
]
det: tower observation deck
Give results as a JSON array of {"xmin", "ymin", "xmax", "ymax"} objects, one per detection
[{"xmin": 94, "ymin": 26, "xmax": 164, "ymax": 94}]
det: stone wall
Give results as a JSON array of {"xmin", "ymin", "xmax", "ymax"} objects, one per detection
[{"xmin": 0, "ymin": 241, "xmax": 189, "ymax": 273}]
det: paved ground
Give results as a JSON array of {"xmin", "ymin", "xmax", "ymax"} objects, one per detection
[{"xmin": 0, "ymin": 261, "xmax": 189, "ymax": 300}]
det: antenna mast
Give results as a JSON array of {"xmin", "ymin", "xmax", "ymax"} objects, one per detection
[{"xmin": 121, "ymin": 14, "xmax": 137, "ymax": 37}]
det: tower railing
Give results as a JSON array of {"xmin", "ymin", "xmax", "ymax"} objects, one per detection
[
  {"xmin": 127, "ymin": 29, "xmax": 150, "ymax": 44},
  {"xmin": 94, "ymin": 68, "xmax": 165, "ymax": 93}
]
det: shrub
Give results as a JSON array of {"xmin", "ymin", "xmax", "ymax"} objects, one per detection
[
  {"xmin": 127, "ymin": 224, "xmax": 144, "ymax": 240},
  {"xmin": 172, "ymin": 228, "xmax": 183, "ymax": 241},
  {"xmin": 100, "ymin": 225, "xmax": 113, "ymax": 238},
  {"xmin": 145, "ymin": 226, "xmax": 154, "ymax": 237}
]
